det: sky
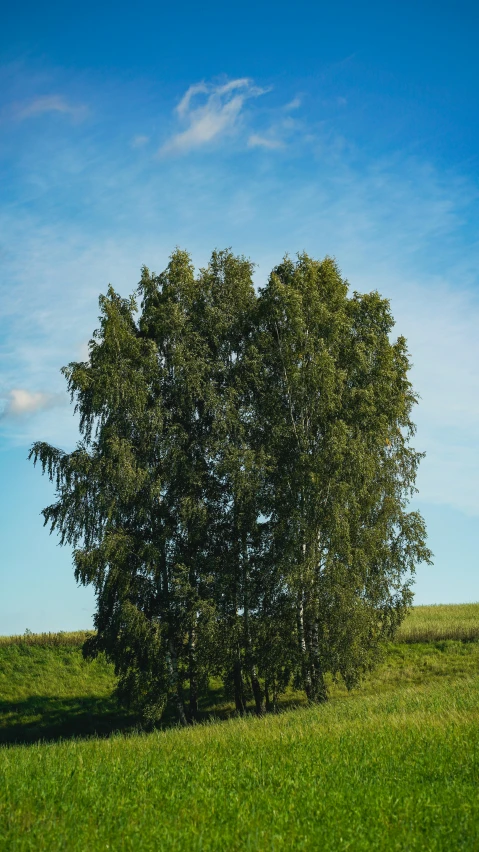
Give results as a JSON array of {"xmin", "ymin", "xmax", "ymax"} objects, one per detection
[{"xmin": 1, "ymin": 0, "xmax": 478, "ymax": 634}]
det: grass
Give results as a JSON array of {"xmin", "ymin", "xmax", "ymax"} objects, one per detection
[
  {"xmin": 396, "ymin": 602, "xmax": 479, "ymax": 642},
  {"xmin": 0, "ymin": 631, "xmax": 94, "ymax": 647},
  {"xmin": 1, "ymin": 679, "xmax": 479, "ymax": 850},
  {"xmin": 0, "ymin": 642, "xmax": 132, "ymax": 744},
  {"xmin": 1, "ymin": 603, "xmax": 479, "ymax": 850}
]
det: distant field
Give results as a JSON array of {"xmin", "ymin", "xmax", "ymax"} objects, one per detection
[
  {"xmin": 0, "ymin": 630, "xmax": 92, "ymax": 647},
  {"xmin": 2, "ymin": 602, "xmax": 478, "ymax": 649},
  {"xmin": 1, "ymin": 604, "xmax": 479, "ymax": 850},
  {"xmin": 396, "ymin": 602, "xmax": 479, "ymax": 642}
]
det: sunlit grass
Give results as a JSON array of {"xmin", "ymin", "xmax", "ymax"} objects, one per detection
[
  {"xmin": 1, "ymin": 678, "xmax": 479, "ymax": 850},
  {"xmin": 2, "ymin": 605, "xmax": 479, "ymax": 849},
  {"xmin": 0, "ymin": 631, "xmax": 92, "ymax": 647},
  {"xmin": 396, "ymin": 602, "xmax": 479, "ymax": 642},
  {"xmin": 2, "ymin": 605, "xmax": 479, "ymax": 744}
]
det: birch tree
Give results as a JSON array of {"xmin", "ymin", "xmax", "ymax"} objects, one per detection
[
  {"xmin": 255, "ymin": 254, "xmax": 432, "ymax": 699},
  {"xmin": 30, "ymin": 248, "xmax": 431, "ymax": 723}
]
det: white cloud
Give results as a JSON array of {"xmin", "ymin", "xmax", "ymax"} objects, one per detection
[
  {"xmin": 248, "ymin": 134, "xmax": 283, "ymax": 150},
  {"xmin": 1, "ymin": 66, "xmax": 478, "ymax": 521},
  {"xmin": 14, "ymin": 95, "xmax": 87, "ymax": 122},
  {"xmin": 175, "ymin": 81, "xmax": 211, "ymax": 118},
  {"xmin": 1, "ymin": 389, "xmax": 67, "ymax": 419},
  {"xmin": 160, "ymin": 78, "xmax": 269, "ymax": 155},
  {"xmin": 248, "ymin": 113, "xmax": 302, "ymax": 152},
  {"xmin": 284, "ymin": 96, "xmax": 302, "ymax": 110}
]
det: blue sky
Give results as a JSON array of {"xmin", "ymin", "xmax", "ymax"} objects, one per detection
[{"xmin": 1, "ymin": 0, "xmax": 478, "ymax": 633}]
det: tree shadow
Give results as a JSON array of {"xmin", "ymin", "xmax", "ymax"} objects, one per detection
[
  {"xmin": 0, "ymin": 694, "xmax": 139, "ymax": 746},
  {"xmin": 0, "ymin": 680, "xmax": 236, "ymax": 746},
  {"xmin": 0, "ymin": 681, "xmax": 308, "ymax": 747}
]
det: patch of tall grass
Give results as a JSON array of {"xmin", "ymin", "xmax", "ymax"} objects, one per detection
[
  {"xmin": 396, "ymin": 602, "xmax": 479, "ymax": 642},
  {"xmin": 0, "ymin": 631, "xmax": 92, "ymax": 647}
]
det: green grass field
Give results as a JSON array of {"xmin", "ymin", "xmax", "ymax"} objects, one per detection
[
  {"xmin": 1, "ymin": 604, "xmax": 479, "ymax": 850},
  {"xmin": 396, "ymin": 602, "xmax": 479, "ymax": 642}
]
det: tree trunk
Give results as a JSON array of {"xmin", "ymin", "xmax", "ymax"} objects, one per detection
[
  {"xmin": 272, "ymin": 674, "xmax": 278, "ymax": 711},
  {"xmin": 230, "ymin": 501, "xmax": 246, "ymax": 715},
  {"xmin": 264, "ymin": 675, "xmax": 278, "ymax": 711},
  {"xmin": 242, "ymin": 530, "xmax": 264, "ymax": 715},
  {"xmin": 188, "ymin": 624, "xmax": 198, "ymax": 720},
  {"xmin": 168, "ymin": 638, "xmax": 188, "ymax": 726},
  {"xmin": 265, "ymin": 681, "xmax": 271, "ymax": 712},
  {"xmin": 310, "ymin": 618, "xmax": 327, "ymax": 703},
  {"xmin": 297, "ymin": 594, "xmax": 312, "ymax": 700},
  {"xmin": 233, "ymin": 653, "xmax": 246, "ymax": 714},
  {"xmin": 298, "ymin": 537, "xmax": 313, "ymax": 700},
  {"xmin": 251, "ymin": 667, "xmax": 264, "ymax": 715}
]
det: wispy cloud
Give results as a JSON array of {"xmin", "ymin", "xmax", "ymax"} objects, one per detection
[
  {"xmin": 248, "ymin": 134, "xmax": 284, "ymax": 150},
  {"xmin": 13, "ymin": 95, "xmax": 87, "ymax": 122},
  {"xmin": 1, "ymin": 63, "xmax": 478, "ymax": 523},
  {"xmin": 284, "ymin": 96, "xmax": 302, "ymax": 111},
  {"xmin": 1, "ymin": 389, "xmax": 66, "ymax": 419},
  {"xmin": 247, "ymin": 113, "xmax": 301, "ymax": 152},
  {"xmin": 160, "ymin": 78, "xmax": 269, "ymax": 155}
]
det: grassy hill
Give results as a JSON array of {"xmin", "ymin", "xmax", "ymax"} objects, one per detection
[{"xmin": 1, "ymin": 604, "xmax": 479, "ymax": 850}]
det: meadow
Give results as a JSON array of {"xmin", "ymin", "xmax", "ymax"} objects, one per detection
[{"xmin": 1, "ymin": 604, "xmax": 479, "ymax": 850}]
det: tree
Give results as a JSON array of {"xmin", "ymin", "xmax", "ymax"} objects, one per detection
[
  {"xmin": 255, "ymin": 254, "xmax": 432, "ymax": 699},
  {"xmin": 30, "ymin": 248, "xmax": 431, "ymax": 724}
]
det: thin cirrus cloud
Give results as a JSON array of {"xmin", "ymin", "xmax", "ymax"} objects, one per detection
[
  {"xmin": 248, "ymin": 134, "xmax": 284, "ymax": 150},
  {"xmin": 1, "ymin": 389, "xmax": 66, "ymax": 419},
  {"xmin": 159, "ymin": 78, "xmax": 270, "ymax": 155},
  {"xmin": 284, "ymin": 96, "xmax": 302, "ymax": 110},
  {"xmin": 13, "ymin": 95, "xmax": 87, "ymax": 122}
]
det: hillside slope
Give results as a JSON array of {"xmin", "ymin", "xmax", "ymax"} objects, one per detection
[{"xmin": 1, "ymin": 604, "xmax": 478, "ymax": 850}]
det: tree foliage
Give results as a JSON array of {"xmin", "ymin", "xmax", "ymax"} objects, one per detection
[{"xmin": 30, "ymin": 249, "xmax": 432, "ymax": 724}]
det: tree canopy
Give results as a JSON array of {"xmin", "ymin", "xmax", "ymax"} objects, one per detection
[{"xmin": 30, "ymin": 249, "xmax": 432, "ymax": 724}]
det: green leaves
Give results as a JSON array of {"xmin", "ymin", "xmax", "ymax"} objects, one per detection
[{"xmin": 31, "ymin": 248, "xmax": 431, "ymax": 723}]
